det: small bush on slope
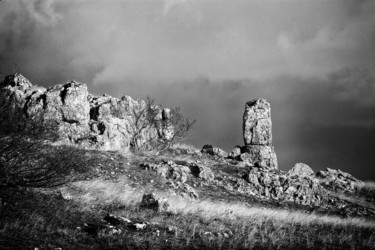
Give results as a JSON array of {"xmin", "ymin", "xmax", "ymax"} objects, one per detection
[{"xmin": 130, "ymin": 97, "xmax": 195, "ymax": 154}]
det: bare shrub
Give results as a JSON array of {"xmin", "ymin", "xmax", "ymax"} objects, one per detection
[
  {"xmin": 0, "ymin": 109, "xmax": 90, "ymax": 188},
  {"xmin": 130, "ymin": 97, "xmax": 195, "ymax": 154}
]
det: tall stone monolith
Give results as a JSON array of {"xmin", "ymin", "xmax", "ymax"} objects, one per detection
[{"xmin": 242, "ymin": 99, "xmax": 278, "ymax": 168}]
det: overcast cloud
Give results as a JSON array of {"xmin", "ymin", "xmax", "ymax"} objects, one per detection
[{"xmin": 0, "ymin": 0, "xmax": 374, "ymax": 179}]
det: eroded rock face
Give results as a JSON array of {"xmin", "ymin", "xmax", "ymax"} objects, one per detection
[
  {"xmin": 242, "ymin": 99, "xmax": 278, "ymax": 168},
  {"xmin": 0, "ymin": 74, "xmax": 173, "ymax": 152}
]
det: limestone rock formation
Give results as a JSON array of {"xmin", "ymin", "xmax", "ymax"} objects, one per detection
[
  {"xmin": 288, "ymin": 163, "xmax": 314, "ymax": 177},
  {"xmin": 239, "ymin": 146, "xmax": 278, "ymax": 168},
  {"xmin": 241, "ymin": 99, "xmax": 278, "ymax": 168},
  {"xmin": 141, "ymin": 160, "xmax": 191, "ymax": 183},
  {"xmin": 243, "ymin": 99, "xmax": 272, "ymax": 146},
  {"xmin": 317, "ymin": 168, "xmax": 360, "ymax": 193},
  {"xmin": 0, "ymin": 74, "xmax": 173, "ymax": 152},
  {"xmin": 243, "ymin": 167, "xmax": 327, "ymax": 206}
]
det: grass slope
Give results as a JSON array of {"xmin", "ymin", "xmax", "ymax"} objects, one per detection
[{"xmin": 0, "ymin": 145, "xmax": 374, "ymax": 249}]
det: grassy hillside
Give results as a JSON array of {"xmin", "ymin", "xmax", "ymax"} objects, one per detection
[{"xmin": 0, "ymin": 145, "xmax": 374, "ymax": 249}]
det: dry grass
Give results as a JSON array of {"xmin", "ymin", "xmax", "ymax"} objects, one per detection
[
  {"xmin": 171, "ymin": 142, "xmax": 199, "ymax": 152},
  {"xmin": 1, "ymin": 159, "xmax": 375, "ymax": 249},
  {"xmin": 69, "ymin": 178, "xmax": 375, "ymax": 229},
  {"xmin": 52, "ymin": 178, "xmax": 375, "ymax": 249}
]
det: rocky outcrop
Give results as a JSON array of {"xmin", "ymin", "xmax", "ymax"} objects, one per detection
[
  {"xmin": 141, "ymin": 160, "xmax": 191, "ymax": 183},
  {"xmin": 243, "ymin": 167, "xmax": 326, "ymax": 206},
  {"xmin": 317, "ymin": 168, "xmax": 360, "ymax": 193},
  {"xmin": 0, "ymin": 74, "xmax": 173, "ymax": 152}
]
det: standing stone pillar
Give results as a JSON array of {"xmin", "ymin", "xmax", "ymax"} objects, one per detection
[{"xmin": 242, "ymin": 99, "xmax": 278, "ymax": 168}]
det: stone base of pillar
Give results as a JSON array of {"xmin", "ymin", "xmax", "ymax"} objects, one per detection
[{"xmin": 240, "ymin": 145, "xmax": 278, "ymax": 169}]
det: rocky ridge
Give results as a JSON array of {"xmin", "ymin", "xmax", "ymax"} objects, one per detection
[
  {"xmin": 0, "ymin": 74, "xmax": 173, "ymax": 152},
  {"xmin": 317, "ymin": 168, "xmax": 360, "ymax": 193}
]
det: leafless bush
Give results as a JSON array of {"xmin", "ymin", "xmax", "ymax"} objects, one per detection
[
  {"xmin": 0, "ymin": 109, "xmax": 90, "ymax": 188},
  {"xmin": 130, "ymin": 97, "xmax": 195, "ymax": 154}
]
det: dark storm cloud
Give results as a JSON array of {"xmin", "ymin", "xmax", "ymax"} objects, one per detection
[{"xmin": 0, "ymin": 0, "xmax": 375, "ymax": 179}]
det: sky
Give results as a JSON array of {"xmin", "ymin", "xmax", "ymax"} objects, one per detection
[{"xmin": 1, "ymin": 0, "xmax": 375, "ymax": 180}]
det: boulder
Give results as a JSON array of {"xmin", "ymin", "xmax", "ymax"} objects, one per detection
[
  {"xmin": 288, "ymin": 163, "xmax": 314, "ymax": 177},
  {"xmin": 189, "ymin": 163, "xmax": 215, "ymax": 181},
  {"xmin": 140, "ymin": 193, "xmax": 177, "ymax": 214},
  {"xmin": 201, "ymin": 144, "xmax": 214, "ymax": 155},
  {"xmin": 213, "ymin": 147, "xmax": 229, "ymax": 158},
  {"xmin": 229, "ymin": 146, "xmax": 242, "ymax": 159},
  {"xmin": 201, "ymin": 145, "xmax": 228, "ymax": 158}
]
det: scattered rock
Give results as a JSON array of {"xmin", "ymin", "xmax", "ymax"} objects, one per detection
[
  {"xmin": 141, "ymin": 160, "xmax": 190, "ymax": 183},
  {"xmin": 132, "ymin": 222, "xmax": 147, "ymax": 230},
  {"xmin": 104, "ymin": 214, "xmax": 131, "ymax": 225},
  {"xmin": 180, "ymin": 183, "xmax": 199, "ymax": 199},
  {"xmin": 189, "ymin": 163, "xmax": 214, "ymax": 181},
  {"xmin": 140, "ymin": 193, "xmax": 177, "ymax": 214},
  {"xmin": 201, "ymin": 144, "xmax": 228, "ymax": 158},
  {"xmin": 229, "ymin": 146, "xmax": 242, "ymax": 159}
]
